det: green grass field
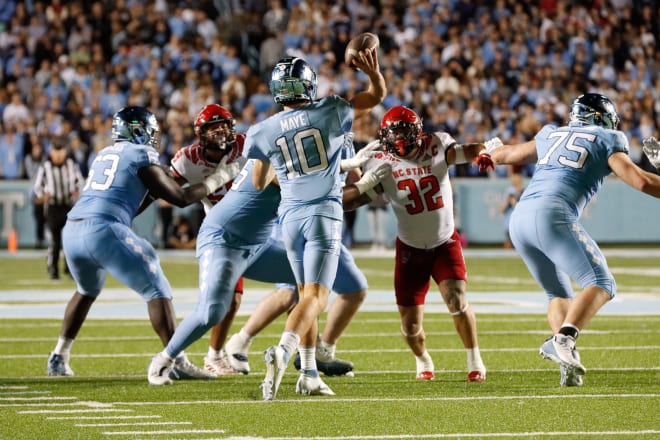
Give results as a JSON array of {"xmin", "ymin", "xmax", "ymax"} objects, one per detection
[{"xmin": 1, "ymin": 252, "xmax": 659, "ymax": 439}]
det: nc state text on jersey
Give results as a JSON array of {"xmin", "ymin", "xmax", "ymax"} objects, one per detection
[{"xmin": 392, "ymin": 165, "xmax": 432, "ymax": 178}]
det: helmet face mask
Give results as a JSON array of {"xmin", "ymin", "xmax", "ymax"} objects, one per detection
[
  {"xmin": 112, "ymin": 106, "xmax": 161, "ymax": 149},
  {"xmin": 194, "ymin": 104, "xmax": 236, "ymax": 152},
  {"xmin": 269, "ymin": 57, "xmax": 317, "ymax": 104},
  {"xmin": 568, "ymin": 93, "xmax": 620, "ymax": 130},
  {"xmin": 379, "ymin": 106, "xmax": 423, "ymax": 157}
]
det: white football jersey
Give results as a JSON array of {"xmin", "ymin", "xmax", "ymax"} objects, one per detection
[
  {"xmin": 363, "ymin": 131, "xmax": 457, "ymax": 249},
  {"xmin": 170, "ymin": 135, "xmax": 246, "ymax": 213}
]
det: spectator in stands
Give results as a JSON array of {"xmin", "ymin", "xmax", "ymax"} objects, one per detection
[
  {"xmin": 0, "ymin": 123, "xmax": 25, "ymax": 179},
  {"xmin": 167, "ymin": 215, "xmax": 197, "ymax": 250}
]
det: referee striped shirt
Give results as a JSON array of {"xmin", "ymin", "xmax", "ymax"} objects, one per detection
[{"xmin": 33, "ymin": 157, "xmax": 84, "ymax": 206}]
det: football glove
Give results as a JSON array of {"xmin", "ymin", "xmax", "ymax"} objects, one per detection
[
  {"xmin": 642, "ymin": 137, "xmax": 660, "ymax": 169},
  {"xmin": 354, "ymin": 162, "xmax": 391, "ymax": 195},
  {"xmin": 203, "ymin": 155, "xmax": 242, "ymax": 193},
  {"xmin": 484, "ymin": 137, "xmax": 504, "ymax": 154},
  {"xmin": 476, "ymin": 152, "xmax": 495, "ymax": 172},
  {"xmin": 341, "ymin": 141, "xmax": 380, "ymax": 171}
]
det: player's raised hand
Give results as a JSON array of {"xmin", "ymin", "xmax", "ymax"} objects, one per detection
[
  {"xmin": 642, "ymin": 137, "xmax": 660, "ymax": 169},
  {"xmin": 484, "ymin": 137, "xmax": 504, "ymax": 154},
  {"xmin": 476, "ymin": 152, "xmax": 495, "ymax": 172},
  {"xmin": 354, "ymin": 162, "xmax": 391, "ymax": 195},
  {"xmin": 341, "ymin": 142, "xmax": 381, "ymax": 171},
  {"xmin": 203, "ymin": 155, "xmax": 242, "ymax": 193}
]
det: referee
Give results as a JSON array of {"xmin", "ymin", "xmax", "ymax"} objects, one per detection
[{"xmin": 33, "ymin": 138, "xmax": 84, "ymax": 280}]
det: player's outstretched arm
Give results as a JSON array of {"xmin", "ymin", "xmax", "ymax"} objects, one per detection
[
  {"xmin": 349, "ymin": 47, "xmax": 386, "ymax": 112},
  {"xmin": 490, "ymin": 139, "xmax": 538, "ymax": 165},
  {"xmin": 446, "ymin": 142, "xmax": 495, "ymax": 171},
  {"xmin": 341, "ymin": 142, "xmax": 379, "ymax": 172},
  {"xmin": 139, "ymin": 165, "xmax": 209, "ymax": 207},
  {"xmin": 138, "ymin": 156, "xmax": 240, "ymax": 207},
  {"xmin": 343, "ymin": 163, "xmax": 390, "ymax": 211},
  {"xmin": 609, "ymin": 151, "xmax": 660, "ymax": 198}
]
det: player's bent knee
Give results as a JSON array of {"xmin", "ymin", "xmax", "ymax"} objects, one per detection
[
  {"xmin": 202, "ymin": 304, "xmax": 228, "ymax": 328},
  {"xmin": 350, "ymin": 289, "xmax": 368, "ymax": 302},
  {"xmin": 449, "ymin": 302, "xmax": 469, "ymax": 316},
  {"xmin": 401, "ymin": 324, "xmax": 423, "ymax": 338}
]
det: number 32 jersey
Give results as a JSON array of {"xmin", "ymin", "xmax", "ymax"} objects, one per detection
[
  {"xmin": 363, "ymin": 131, "xmax": 457, "ymax": 249},
  {"xmin": 68, "ymin": 141, "xmax": 160, "ymax": 226}
]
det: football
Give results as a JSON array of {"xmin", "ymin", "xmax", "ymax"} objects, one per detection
[{"xmin": 344, "ymin": 32, "xmax": 380, "ymax": 66}]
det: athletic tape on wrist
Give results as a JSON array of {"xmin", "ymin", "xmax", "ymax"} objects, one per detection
[{"xmin": 453, "ymin": 143, "xmax": 467, "ymax": 164}]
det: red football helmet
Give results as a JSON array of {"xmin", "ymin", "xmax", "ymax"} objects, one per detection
[
  {"xmin": 194, "ymin": 104, "xmax": 236, "ymax": 151},
  {"xmin": 379, "ymin": 106, "xmax": 423, "ymax": 157}
]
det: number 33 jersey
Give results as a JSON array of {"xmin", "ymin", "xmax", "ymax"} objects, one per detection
[
  {"xmin": 68, "ymin": 141, "xmax": 160, "ymax": 226},
  {"xmin": 363, "ymin": 131, "xmax": 457, "ymax": 249}
]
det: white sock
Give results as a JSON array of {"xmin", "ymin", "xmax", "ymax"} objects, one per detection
[
  {"xmin": 239, "ymin": 328, "xmax": 254, "ymax": 346},
  {"xmin": 53, "ymin": 336, "xmax": 74, "ymax": 358},
  {"xmin": 467, "ymin": 347, "xmax": 485, "ymax": 372},
  {"xmin": 299, "ymin": 346, "xmax": 317, "ymax": 372},
  {"xmin": 278, "ymin": 330, "xmax": 300, "ymax": 357},
  {"xmin": 415, "ymin": 350, "xmax": 434, "ymax": 372},
  {"xmin": 207, "ymin": 347, "xmax": 221, "ymax": 359},
  {"xmin": 318, "ymin": 340, "xmax": 336, "ymax": 360}
]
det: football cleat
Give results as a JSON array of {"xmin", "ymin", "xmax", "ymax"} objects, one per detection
[
  {"xmin": 47, "ymin": 353, "xmax": 74, "ymax": 377},
  {"xmin": 293, "ymin": 351, "xmax": 355, "ymax": 377},
  {"xmin": 261, "ymin": 346, "xmax": 288, "ymax": 401},
  {"xmin": 170, "ymin": 355, "xmax": 217, "ymax": 381},
  {"xmin": 295, "ymin": 373, "xmax": 335, "ymax": 396},
  {"xmin": 147, "ymin": 352, "xmax": 174, "ymax": 386},
  {"xmin": 416, "ymin": 371, "xmax": 435, "ymax": 381},
  {"xmin": 415, "ymin": 355, "xmax": 435, "ymax": 381},
  {"xmin": 560, "ymin": 348, "xmax": 584, "ymax": 387},
  {"xmin": 468, "ymin": 370, "xmax": 486, "ymax": 382},
  {"xmin": 224, "ymin": 333, "xmax": 250, "ymax": 375},
  {"xmin": 204, "ymin": 349, "xmax": 239, "ymax": 375},
  {"xmin": 540, "ymin": 335, "xmax": 586, "ymax": 375}
]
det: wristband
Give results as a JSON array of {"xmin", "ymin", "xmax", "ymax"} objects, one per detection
[{"xmin": 453, "ymin": 143, "xmax": 467, "ymax": 164}]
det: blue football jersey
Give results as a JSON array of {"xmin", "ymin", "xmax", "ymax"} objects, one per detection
[
  {"xmin": 244, "ymin": 95, "xmax": 353, "ymax": 215},
  {"xmin": 68, "ymin": 141, "xmax": 161, "ymax": 226},
  {"xmin": 198, "ymin": 159, "xmax": 281, "ymax": 251},
  {"xmin": 520, "ymin": 124, "xmax": 629, "ymax": 216}
]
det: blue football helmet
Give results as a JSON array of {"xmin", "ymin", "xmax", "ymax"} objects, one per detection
[
  {"xmin": 111, "ymin": 106, "xmax": 161, "ymax": 148},
  {"xmin": 568, "ymin": 93, "xmax": 620, "ymax": 130},
  {"xmin": 269, "ymin": 57, "xmax": 317, "ymax": 104}
]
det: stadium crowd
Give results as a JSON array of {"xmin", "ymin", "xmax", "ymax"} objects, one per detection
[{"xmin": 0, "ymin": 0, "xmax": 657, "ymax": 181}]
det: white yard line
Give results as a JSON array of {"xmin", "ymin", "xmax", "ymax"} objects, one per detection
[{"xmin": 182, "ymin": 431, "xmax": 660, "ymax": 439}]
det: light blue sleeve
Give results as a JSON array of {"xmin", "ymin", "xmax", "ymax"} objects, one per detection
[
  {"xmin": 244, "ymin": 124, "xmax": 269, "ymax": 161},
  {"xmin": 607, "ymin": 130, "xmax": 629, "ymax": 156}
]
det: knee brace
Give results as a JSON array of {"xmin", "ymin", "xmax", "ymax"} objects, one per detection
[
  {"xmin": 401, "ymin": 325, "xmax": 423, "ymax": 338},
  {"xmin": 449, "ymin": 302, "xmax": 469, "ymax": 316}
]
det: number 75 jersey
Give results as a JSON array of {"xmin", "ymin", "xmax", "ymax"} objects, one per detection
[
  {"xmin": 363, "ymin": 131, "xmax": 457, "ymax": 249},
  {"xmin": 68, "ymin": 141, "xmax": 161, "ymax": 226}
]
